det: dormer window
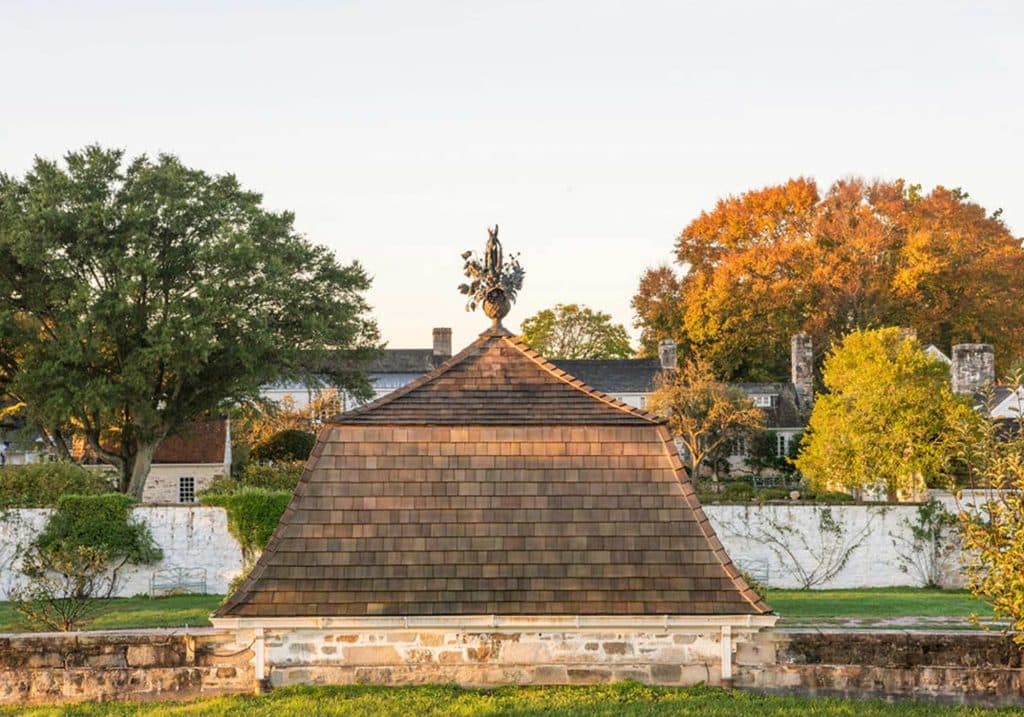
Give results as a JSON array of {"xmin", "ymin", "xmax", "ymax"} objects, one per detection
[{"xmin": 752, "ymin": 394, "xmax": 777, "ymax": 408}]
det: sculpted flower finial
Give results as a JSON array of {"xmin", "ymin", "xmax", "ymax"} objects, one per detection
[{"xmin": 457, "ymin": 224, "xmax": 525, "ymax": 324}]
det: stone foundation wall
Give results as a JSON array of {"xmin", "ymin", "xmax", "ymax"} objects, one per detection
[
  {"xmin": 261, "ymin": 627, "xmax": 775, "ymax": 688},
  {"xmin": 2, "ymin": 628, "xmax": 1022, "ymax": 707},
  {"xmin": 0, "ymin": 629, "xmax": 253, "ymax": 705},
  {"xmin": 750, "ymin": 631, "xmax": 1024, "ymax": 707}
]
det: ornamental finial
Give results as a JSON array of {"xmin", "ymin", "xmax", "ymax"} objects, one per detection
[{"xmin": 458, "ymin": 224, "xmax": 525, "ymax": 323}]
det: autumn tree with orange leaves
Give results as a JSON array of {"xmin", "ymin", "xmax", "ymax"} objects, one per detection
[{"xmin": 633, "ymin": 178, "xmax": 1024, "ymax": 382}]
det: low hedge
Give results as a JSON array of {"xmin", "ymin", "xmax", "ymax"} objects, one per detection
[{"xmin": 0, "ymin": 463, "xmax": 115, "ymax": 508}]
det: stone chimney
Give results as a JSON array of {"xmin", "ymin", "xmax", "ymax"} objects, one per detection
[
  {"xmin": 951, "ymin": 343, "xmax": 994, "ymax": 395},
  {"xmin": 791, "ymin": 333, "xmax": 814, "ymax": 411},
  {"xmin": 658, "ymin": 339, "xmax": 677, "ymax": 371},
  {"xmin": 432, "ymin": 327, "xmax": 452, "ymax": 359}
]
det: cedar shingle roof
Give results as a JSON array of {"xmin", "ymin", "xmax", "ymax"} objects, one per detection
[
  {"xmin": 337, "ymin": 325, "xmax": 660, "ymax": 426},
  {"xmin": 217, "ymin": 325, "xmax": 768, "ymax": 618}
]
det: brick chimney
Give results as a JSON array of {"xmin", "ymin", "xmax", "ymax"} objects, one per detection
[
  {"xmin": 951, "ymin": 343, "xmax": 994, "ymax": 395},
  {"xmin": 791, "ymin": 333, "xmax": 814, "ymax": 411},
  {"xmin": 658, "ymin": 339, "xmax": 677, "ymax": 371},
  {"xmin": 432, "ymin": 327, "xmax": 452, "ymax": 359}
]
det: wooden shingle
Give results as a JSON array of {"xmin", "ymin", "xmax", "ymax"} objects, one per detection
[{"xmin": 217, "ymin": 326, "xmax": 769, "ymax": 618}]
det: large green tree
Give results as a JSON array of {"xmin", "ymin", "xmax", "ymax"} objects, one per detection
[
  {"xmin": 519, "ymin": 303, "xmax": 632, "ymax": 359},
  {"xmin": 0, "ymin": 146, "xmax": 380, "ymax": 498},
  {"xmin": 633, "ymin": 178, "xmax": 1024, "ymax": 381},
  {"xmin": 795, "ymin": 327, "xmax": 975, "ymax": 501}
]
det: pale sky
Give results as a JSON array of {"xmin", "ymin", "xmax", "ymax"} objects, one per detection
[{"xmin": 2, "ymin": 1, "xmax": 1022, "ymax": 352}]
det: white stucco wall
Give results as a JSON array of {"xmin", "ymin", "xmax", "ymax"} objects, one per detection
[
  {"xmin": 0, "ymin": 502, "xmax": 966, "ymax": 599},
  {"xmin": 0, "ymin": 506, "xmax": 245, "ymax": 599},
  {"xmin": 705, "ymin": 503, "xmax": 963, "ymax": 589}
]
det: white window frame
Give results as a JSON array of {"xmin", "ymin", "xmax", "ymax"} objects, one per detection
[{"xmin": 178, "ymin": 476, "xmax": 196, "ymax": 504}]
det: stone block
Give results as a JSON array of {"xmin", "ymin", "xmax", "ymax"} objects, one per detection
[
  {"xmin": 84, "ymin": 653, "xmax": 126, "ymax": 669},
  {"xmin": 499, "ymin": 642, "xmax": 551, "ymax": 664},
  {"xmin": 466, "ymin": 645, "xmax": 492, "ymax": 662},
  {"xmin": 418, "ymin": 633, "xmax": 444, "ymax": 647},
  {"xmin": 343, "ymin": 646, "xmax": 401, "ymax": 665},
  {"xmin": 126, "ymin": 644, "xmax": 162, "ymax": 667},
  {"xmin": 438, "ymin": 651, "xmax": 464, "ymax": 665},
  {"xmin": 602, "ymin": 642, "xmax": 632, "ymax": 656},
  {"xmin": 532, "ymin": 665, "xmax": 568, "ymax": 683},
  {"xmin": 736, "ymin": 640, "xmax": 775, "ymax": 666},
  {"xmin": 567, "ymin": 667, "xmax": 612, "ymax": 684},
  {"xmin": 649, "ymin": 663, "xmax": 681, "ymax": 683}
]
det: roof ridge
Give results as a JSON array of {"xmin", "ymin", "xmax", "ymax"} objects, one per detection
[{"xmin": 501, "ymin": 335, "xmax": 663, "ymax": 425}]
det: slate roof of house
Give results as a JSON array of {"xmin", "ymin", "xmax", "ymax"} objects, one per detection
[
  {"xmin": 368, "ymin": 349, "xmax": 447, "ymax": 373},
  {"xmin": 733, "ymin": 383, "xmax": 805, "ymax": 429},
  {"xmin": 552, "ymin": 358, "xmax": 663, "ymax": 394},
  {"xmin": 550, "ymin": 362, "xmax": 805, "ymax": 429},
  {"xmin": 216, "ymin": 324, "xmax": 768, "ymax": 618}
]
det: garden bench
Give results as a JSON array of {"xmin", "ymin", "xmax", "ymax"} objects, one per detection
[
  {"xmin": 149, "ymin": 567, "xmax": 207, "ymax": 597},
  {"xmin": 737, "ymin": 559, "xmax": 770, "ymax": 585}
]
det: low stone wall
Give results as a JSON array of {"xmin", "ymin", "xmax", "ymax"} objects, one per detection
[
  {"xmin": 261, "ymin": 626, "xmax": 774, "ymax": 688},
  {"xmin": 0, "ymin": 629, "xmax": 253, "ymax": 705},
  {"xmin": 1, "ymin": 628, "xmax": 1022, "ymax": 706},
  {"xmin": 751, "ymin": 630, "xmax": 1024, "ymax": 707}
]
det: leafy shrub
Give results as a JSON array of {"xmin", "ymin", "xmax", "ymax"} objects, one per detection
[
  {"xmin": 238, "ymin": 461, "xmax": 305, "ymax": 491},
  {"xmin": 201, "ymin": 488, "xmax": 291, "ymax": 560},
  {"xmin": 251, "ymin": 429, "xmax": 316, "ymax": 462},
  {"xmin": 35, "ymin": 494, "xmax": 163, "ymax": 564},
  {"xmin": 203, "ymin": 461, "xmax": 304, "ymax": 497},
  {"xmin": 11, "ymin": 493, "xmax": 162, "ymax": 631},
  {"xmin": 0, "ymin": 462, "xmax": 114, "ymax": 508}
]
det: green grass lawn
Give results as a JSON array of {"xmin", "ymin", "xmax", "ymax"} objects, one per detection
[
  {"xmin": 1, "ymin": 683, "xmax": 1019, "ymax": 716},
  {"xmin": 0, "ymin": 588, "xmax": 992, "ymax": 633},
  {"xmin": 767, "ymin": 587, "xmax": 989, "ymax": 625},
  {"xmin": 0, "ymin": 593, "xmax": 223, "ymax": 633}
]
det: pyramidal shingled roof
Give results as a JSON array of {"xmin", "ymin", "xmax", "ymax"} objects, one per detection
[
  {"xmin": 216, "ymin": 325, "xmax": 769, "ymax": 618},
  {"xmin": 337, "ymin": 325, "xmax": 661, "ymax": 425}
]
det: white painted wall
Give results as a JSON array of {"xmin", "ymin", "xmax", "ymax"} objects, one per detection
[
  {"xmin": 0, "ymin": 502, "xmax": 966, "ymax": 599},
  {"xmin": 0, "ymin": 506, "xmax": 245, "ymax": 599},
  {"xmin": 705, "ymin": 503, "xmax": 964, "ymax": 589}
]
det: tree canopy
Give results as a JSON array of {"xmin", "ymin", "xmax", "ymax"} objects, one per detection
[
  {"xmin": 633, "ymin": 178, "xmax": 1024, "ymax": 381},
  {"xmin": 794, "ymin": 327, "xmax": 974, "ymax": 501},
  {"xmin": 519, "ymin": 303, "xmax": 632, "ymax": 359},
  {"xmin": 645, "ymin": 355, "xmax": 764, "ymax": 480},
  {"xmin": 0, "ymin": 146, "xmax": 380, "ymax": 497}
]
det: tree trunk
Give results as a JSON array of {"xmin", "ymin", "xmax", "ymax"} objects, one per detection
[{"xmin": 125, "ymin": 442, "xmax": 157, "ymax": 500}]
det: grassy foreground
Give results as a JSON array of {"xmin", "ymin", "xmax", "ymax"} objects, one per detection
[
  {"xmin": 2, "ymin": 683, "xmax": 1021, "ymax": 717},
  {"xmin": 0, "ymin": 589, "xmax": 989, "ymax": 633}
]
